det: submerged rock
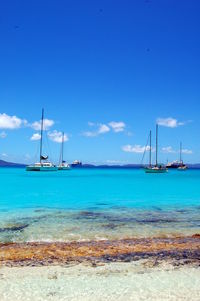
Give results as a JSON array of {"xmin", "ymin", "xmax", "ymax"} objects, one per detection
[
  {"xmin": 34, "ymin": 209, "xmax": 46, "ymax": 213},
  {"xmin": 0, "ymin": 224, "xmax": 29, "ymax": 232},
  {"xmin": 77, "ymin": 211, "xmax": 105, "ymax": 219},
  {"xmin": 137, "ymin": 218, "xmax": 177, "ymax": 224},
  {"xmin": 152, "ymin": 206, "xmax": 162, "ymax": 211},
  {"xmin": 102, "ymin": 223, "xmax": 119, "ymax": 230}
]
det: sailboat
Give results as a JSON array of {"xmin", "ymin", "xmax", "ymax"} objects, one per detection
[
  {"xmin": 177, "ymin": 142, "xmax": 188, "ymax": 170},
  {"xmin": 58, "ymin": 132, "xmax": 70, "ymax": 170},
  {"xmin": 26, "ymin": 109, "xmax": 58, "ymax": 171},
  {"xmin": 144, "ymin": 125, "xmax": 167, "ymax": 173}
]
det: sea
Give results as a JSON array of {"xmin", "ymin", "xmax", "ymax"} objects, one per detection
[
  {"xmin": 0, "ymin": 167, "xmax": 200, "ymax": 301},
  {"xmin": 0, "ymin": 167, "xmax": 200, "ymax": 243}
]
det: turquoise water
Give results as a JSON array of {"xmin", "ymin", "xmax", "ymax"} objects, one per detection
[{"xmin": 0, "ymin": 167, "xmax": 200, "ymax": 242}]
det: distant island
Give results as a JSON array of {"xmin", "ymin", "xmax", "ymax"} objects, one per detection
[
  {"xmin": 0, "ymin": 160, "xmax": 26, "ymax": 167},
  {"xmin": 1, "ymin": 159, "xmax": 200, "ymax": 169},
  {"xmin": 74, "ymin": 163, "xmax": 200, "ymax": 169}
]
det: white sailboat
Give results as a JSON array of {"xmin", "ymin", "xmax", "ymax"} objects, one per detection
[
  {"xmin": 144, "ymin": 125, "xmax": 167, "ymax": 173},
  {"xmin": 26, "ymin": 109, "xmax": 58, "ymax": 171},
  {"xmin": 58, "ymin": 132, "xmax": 70, "ymax": 170},
  {"xmin": 177, "ymin": 142, "xmax": 188, "ymax": 170}
]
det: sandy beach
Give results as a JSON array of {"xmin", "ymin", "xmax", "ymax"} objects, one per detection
[
  {"xmin": 1, "ymin": 261, "xmax": 200, "ymax": 301},
  {"xmin": 0, "ymin": 235, "xmax": 199, "ymax": 300}
]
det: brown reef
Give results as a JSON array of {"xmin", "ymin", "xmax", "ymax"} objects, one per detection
[{"xmin": 0, "ymin": 235, "xmax": 199, "ymax": 267}]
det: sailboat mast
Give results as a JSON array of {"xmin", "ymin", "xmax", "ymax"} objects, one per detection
[
  {"xmin": 40, "ymin": 109, "xmax": 44, "ymax": 163},
  {"xmin": 149, "ymin": 130, "xmax": 152, "ymax": 167},
  {"xmin": 61, "ymin": 132, "xmax": 64, "ymax": 163},
  {"xmin": 156, "ymin": 124, "xmax": 158, "ymax": 166},
  {"xmin": 180, "ymin": 141, "xmax": 182, "ymax": 163}
]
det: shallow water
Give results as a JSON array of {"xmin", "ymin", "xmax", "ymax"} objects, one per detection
[{"xmin": 0, "ymin": 168, "xmax": 200, "ymax": 242}]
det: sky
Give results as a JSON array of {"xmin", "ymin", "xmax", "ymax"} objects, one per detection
[{"xmin": 0, "ymin": 0, "xmax": 200, "ymax": 164}]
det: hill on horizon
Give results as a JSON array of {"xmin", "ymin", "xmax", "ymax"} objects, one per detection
[{"xmin": 0, "ymin": 159, "xmax": 26, "ymax": 167}]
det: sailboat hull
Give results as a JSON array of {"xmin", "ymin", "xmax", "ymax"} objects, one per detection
[
  {"xmin": 177, "ymin": 166, "xmax": 188, "ymax": 171},
  {"xmin": 144, "ymin": 167, "xmax": 167, "ymax": 173},
  {"xmin": 26, "ymin": 166, "xmax": 58, "ymax": 171},
  {"xmin": 58, "ymin": 166, "xmax": 71, "ymax": 170}
]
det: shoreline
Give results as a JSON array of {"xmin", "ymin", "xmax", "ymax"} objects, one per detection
[{"xmin": 1, "ymin": 234, "xmax": 199, "ymax": 267}]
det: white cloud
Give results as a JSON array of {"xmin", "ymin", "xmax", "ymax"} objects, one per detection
[
  {"xmin": 122, "ymin": 144, "xmax": 150, "ymax": 153},
  {"xmin": 30, "ymin": 133, "xmax": 41, "ymax": 141},
  {"xmin": 105, "ymin": 160, "xmax": 121, "ymax": 164},
  {"xmin": 88, "ymin": 122, "xmax": 95, "ymax": 126},
  {"xmin": 1, "ymin": 153, "xmax": 8, "ymax": 157},
  {"xmin": 0, "ymin": 131, "xmax": 7, "ymax": 138},
  {"xmin": 98, "ymin": 124, "xmax": 110, "ymax": 134},
  {"xmin": 30, "ymin": 119, "xmax": 54, "ymax": 131},
  {"xmin": 126, "ymin": 131, "xmax": 133, "ymax": 136},
  {"xmin": 182, "ymin": 149, "xmax": 193, "ymax": 154},
  {"xmin": 83, "ymin": 121, "xmax": 126, "ymax": 137},
  {"xmin": 162, "ymin": 146, "xmax": 176, "ymax": 153},
  {"xmin": 157, "ymin": 117, "xmax": 184, "ymax": 128},
  {"xmin": 108, "ymin": 121, "xmax": 126, "ymax": 133},
  {"xmin": 161, "ymin": 146, "xmax": 193, "ymax": 154},
  {"xmin": 83, "ymin": 131, "xmax": 97, "ymax": 137},
  {"xmin": 105, "ymin": 160, "xmax": 126, "ymax": 165},
  {"xmin": 83, "ymin": 123, "xmax": 110, "ymax": 137},
  {"xmin": 48, "ymin": 130, "xmax": 69, "ymax": 143},
  {"xmin": 0, "ymin": 113, "xmax": 27, "ymax": 129}
]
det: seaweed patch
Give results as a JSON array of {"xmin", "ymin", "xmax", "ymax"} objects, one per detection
[{"xmin": 0, "ymin": 235, "xmax": 199, "ymax": 267}]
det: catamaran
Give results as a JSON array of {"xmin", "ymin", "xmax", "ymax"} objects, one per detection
[
  {"xmin": 58, "ymin": 132, "xmax": 70, "ymax": 170},
  {"xmin": 144, "ymin": 124, "xmax": 167, "ymax": 173},
  {"xmin": 26, "ymin": 109, "xmax": 58, "ymax": 171}
]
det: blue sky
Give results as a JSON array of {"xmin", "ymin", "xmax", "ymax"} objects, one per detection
[{"xmin": 0, "ymin": 0, "xmax": 200, "ymax": 164}]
